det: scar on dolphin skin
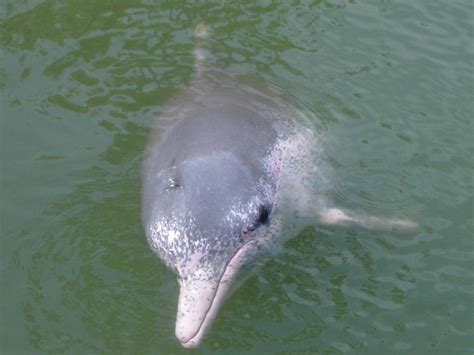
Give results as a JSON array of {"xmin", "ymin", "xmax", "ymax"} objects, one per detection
[{"xmin": 140, "ymin": 23, "xmax": 418, "ymax": 348}]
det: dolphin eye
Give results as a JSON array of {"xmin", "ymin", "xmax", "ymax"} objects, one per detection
[
  {"xmin": 242, "ymin": 205, "xmax": 270, "ymax": 237},
  {"xmin": 257, "ymin": 204, "xmax": 269, "ymax": 224}
]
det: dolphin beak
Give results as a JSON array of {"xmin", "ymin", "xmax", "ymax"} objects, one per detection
[
  {"xmin": 175, "ymin": 278, "xmax": 219, "ymax": 348},
  {"xmin": 175, "ymin": 240, "xmax": 260, "ymax": 348}
]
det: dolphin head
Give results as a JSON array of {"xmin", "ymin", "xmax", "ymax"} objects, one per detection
[{"xmin": 144, "ymin": 150, "xmax": 275, "ymax": 347}]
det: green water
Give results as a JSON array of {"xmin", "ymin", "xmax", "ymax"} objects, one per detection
[{"xmin": 1, "ymin": 1, "xmax": 472, "ymax": 354}]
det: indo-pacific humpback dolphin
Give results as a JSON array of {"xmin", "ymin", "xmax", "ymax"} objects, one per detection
[{"xmin": 141, "ymin": 25, "xmax": 417, "ymax": 348}]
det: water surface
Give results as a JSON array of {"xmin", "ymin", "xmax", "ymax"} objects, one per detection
[{"xmin": 1, "ymin": 1, "xmax": 473, "ymax": 353}]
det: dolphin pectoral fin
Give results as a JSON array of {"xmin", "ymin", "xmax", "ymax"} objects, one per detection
[
  {"xmin": 319, "ymin": 208, "xmax": 418, "ymax": 232},
  {"xmin": 319, "ymin": 208, "xmax": 354, "ymax": 226}
]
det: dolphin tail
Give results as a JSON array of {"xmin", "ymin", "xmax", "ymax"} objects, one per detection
[{"xmin": 319, "ymin": 207, "xmax": 418, "ymax": 233}]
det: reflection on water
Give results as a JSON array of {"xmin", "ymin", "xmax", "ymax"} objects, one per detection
[
  {"xmin": 20, "ymin": 121, "xmax": 173, "ymax": 353},
  {"xmin": 1, "ymin": 0, "xmax": 472, "ymax": 353}
]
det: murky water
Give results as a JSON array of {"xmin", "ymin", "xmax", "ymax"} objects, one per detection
[{"xmin": 1, "ymin": 1, "xmax": 472, "ymax": 354}]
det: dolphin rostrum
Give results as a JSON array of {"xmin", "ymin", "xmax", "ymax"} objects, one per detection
[{"xmin": 141, "ymin": 25, "xmax": 417, "ymax": 348}]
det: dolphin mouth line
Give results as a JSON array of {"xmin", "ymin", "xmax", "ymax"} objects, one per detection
[{"xmin": 180, "ymin": 239, "xmax": 257, "ymax": 347}]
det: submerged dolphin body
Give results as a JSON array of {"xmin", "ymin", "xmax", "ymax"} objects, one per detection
[{"xmin": 141, "ymin": 26, "xmax": 416, "ymax": 348}]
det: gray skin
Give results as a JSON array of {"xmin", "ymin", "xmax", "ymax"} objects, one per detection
[
  {"xmin": 141, "ymin": 27, "xmax": 417, "ymax": 348},
  {"xmin": 142, "ymin": 73, "xmax": 295, "ymax": 347}
]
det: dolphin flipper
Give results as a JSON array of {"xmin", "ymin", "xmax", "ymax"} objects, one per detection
[
  {"xmin": 318, "ymin": 207, "xmax": 418, "ymax": 232},
  {"xmin": 265, "ymin": 128, "xmax": 418, "ymax": 234}
]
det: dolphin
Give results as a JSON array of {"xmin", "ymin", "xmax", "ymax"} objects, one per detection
[{"xmin": 141, "ymin": 25, "xmax": 417, "ymax": 348}]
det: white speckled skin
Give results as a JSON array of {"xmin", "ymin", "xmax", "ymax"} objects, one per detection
[
  {"xmin": 141, "ymin": 74, "xmax": 304, "ymax": 346},
  {"xmin": 141, "ymin": 25, "xmax": 417, "ymax": 348}
]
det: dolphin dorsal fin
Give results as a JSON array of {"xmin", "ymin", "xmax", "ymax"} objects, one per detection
[{"xmin": 193, "ymin": 23, "xmax": 211, "ymax": 78}]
